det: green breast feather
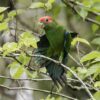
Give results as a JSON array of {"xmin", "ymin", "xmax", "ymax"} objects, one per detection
[{"xmin": 44, "ymin": 22, "xmax": 65, "ymax": 56}]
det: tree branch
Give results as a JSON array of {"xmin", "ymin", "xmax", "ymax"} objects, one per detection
[
  {"xmin": 61, "ymin": 0, "xmax": 100, "ymax": 26},
  {"xmin": 0, "ymin": 75, "xmax": 99, "ymax": 91},
  {"xmin": 68, "ymin": 0, "xmax": 100, "ymax": 16},
  {"xmin": 0, "ymin": 75, "xmax": 51, "ymax": 82},
  {"xmin": 0, "ymin": 85, "xmax": 78, "ymax": 100}
]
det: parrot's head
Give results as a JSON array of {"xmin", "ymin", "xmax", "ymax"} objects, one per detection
[
  {"xmin": 39, "ymin": 16, "xmax": 53, "ymax": 24},
  {"xmin": 38, "ymin": 16, "xmax": 53, "ymax": 29}
]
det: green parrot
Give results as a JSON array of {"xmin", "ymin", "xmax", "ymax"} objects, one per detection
[{"xmin": 35, "ymin": 16, "xmax": 78, "ymax": 87}]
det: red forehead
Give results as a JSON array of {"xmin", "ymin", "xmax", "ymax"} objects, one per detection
[{"xmin": 39, "ymin": 16, "xmax": 52, "ymax": 22}]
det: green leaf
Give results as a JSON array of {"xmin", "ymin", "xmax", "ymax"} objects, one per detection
[
  {"xmin": 48, "ymin": 0, "xmax": 55, "ymax": 4},
  {"xmin": 95, "ymin": 57, "xmax": 100, "ymax": 62},
  {"xmin": 29, "ymin": 2, "xmax": 44, "ymax": 9},
  {"xmin": 93, "ymin": 0, "xmax": 100, "ymax": 2},
  {"xmin": 43, "ymin": 95, "xmax": 55, "ymax": 100},
  {"xmin": 91, "ymin": 2, "xmax": 100, "ymax": 12},
  {"xmin": 25, "ymin": 70, "xmax": 35, "ymax": 78},
  {"xmin": 77, "ymin": 67, "xmax": 87, "ymax": 74},
  {"xmin": 0, "ymin": 22, "xmax": 8, "ymax": 31},
  {"xmin": 93, "ymin": 91, "xmax": 100, "ymax": 100},
  {"xmin": 45, "ymin": 2, "xmax": 52, "ymax": 11},
  {"xmin": 41, "ymin": 95, "xmax": 61, "ymax": 100},
  {"xmin": 0, "ymin": 7, "xmax": 8, "ymax": 13},
  {"xmin": 92, "ymin": 24, "xmax": 99, "ymax": 32},
  {"xmin": 80, "ymin": 51, "xmax": 100, "ymax": 63},
  {"xmin": 78, "ymin": 8, "xmax": 88, "ymax": 19},
  {"xmin": 3, "ymin": 42, "xmax": 19, "ymax": 56},
  {"xmin": 93, "ymin": 68, "xmax": 100, "ymax": 79},
  {"xmin": 0, "ymin": 47, "xmax": 2, "ymax": 51},
  {"xmin": 71, "ymin": 37, "xmax": 90, "ymax": 46},
  {"xmin": 18, "ymin": 32, "xmax": 37, "ymax": 48},
  {"xmin": 53, "ymin": 5, "xmax": 61, "ymax": 18},
  {"xmin": 94, "ymin": 81, "xmax": 100, "ymax": 87},
  {"xmin": 91, "ymin": 37, "xmax": 100, "ymax": 45},
  {"xmin": 3, "ymin": 42, "xmax": 18, "ymax": 51},
  {"xmin": 85, "ymin": 63, "xmax": 100, "ymax": 77},
  {"xmin": 77, "ymin": 67, "xmax": 87, "ymax": 79},
  {"xmin": 82, "ymin": 0, "xmax": 93, "ymax": 8},
  {"xmin": 32, "ymin": 71, "xmax": 38, "ymax": 78},
  {"xmin": 17, "ymin": 52, "xmax": 30, "ymax": 66},
  {"xmin": 9, "ymin": 62, "xmax": 24, "ymax": 79},
  {"xmin": 96, "ymin": 16, "xmax": 100, "ymax": 22},
  {"xmin": 45, "ymin": 0, "xmax": 55, "ymax": 11},
  {"xmin": 0, "ymin": 14, "xmax": 4, "ymax": 21},
  {"xmin": 8, "ymin": 10, "xmax": 16, "ymax": 17},
  {"xmin": 40, "ymin": 68, "xmax": 46, "ymax": 73},
  {"xmin": 8, "ymin": 9, "xmax": 25, "ymax": 17},
  {"xmin": 25, "ymin": 70, "xmax": 38, "ymax": 78}
]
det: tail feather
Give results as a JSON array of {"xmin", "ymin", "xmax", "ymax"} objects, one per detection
[
  {"xmin": 57, "ymin": 78, "xmax": 65, "ymax": 87},
  {"xmin": 45, "ymin": 60, "xmax": 66, "ymax": 87},
  {"xmin": 52, "ymin": 78, "xmax": 59, "ymax": 88},
  {"xmin": 61, "ymin": 75, "xmax": 67, "ymax": 85}
]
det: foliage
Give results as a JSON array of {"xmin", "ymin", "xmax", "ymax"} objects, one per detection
[
  {"xmin": 71, "ymin": 37, "xmax": 90, "ymax": 46},
  {"xmin": 0, "ymin": 7, "xmax": 8, "ymax": 13},
  {"xmin": 0, "ymin": 0, "xmax": 100, "ymax": 100}
]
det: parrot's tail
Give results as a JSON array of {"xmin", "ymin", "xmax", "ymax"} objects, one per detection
[{"xmin": 45, "ymin": 60, "xmax": 67, "ymax": 87}]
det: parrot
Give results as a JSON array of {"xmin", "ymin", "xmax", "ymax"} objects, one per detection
[{"xmin": 34, "ymin": 16, "xmax": 78, "ymax": 87}]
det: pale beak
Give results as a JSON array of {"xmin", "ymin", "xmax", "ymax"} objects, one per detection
[{"xmin": 37, "ymin": 22, "xmax": 45, "ymax": 29}]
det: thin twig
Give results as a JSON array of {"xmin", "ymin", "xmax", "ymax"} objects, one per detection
[
  {"xmin": 76, "ymin": 42, "xmax": 95, "ymax": 86},
  {"xmin": 27, "ymin": 50, "xmax": 34, "ymax": 69},
  {"xmin": 76, "ymin": 42, "xmax": 85, "ymax": 68},
  {"xmin": 68, "ymin": 53, "xmax": 81, "ymax": 66},
  {"xmin": 0, "ymin": 75, "xmax": 51, "ymax": 81},
  {"xmin": 0, "ymin": 75, "xmax": 99, "ymax": 91},
  {"xmin": 16, "ymin": 80, "xmax": 26, "ymax": 100},
  {"xmin": 0, "ymin": 85, "xmax": 78, "ymax": 100}
]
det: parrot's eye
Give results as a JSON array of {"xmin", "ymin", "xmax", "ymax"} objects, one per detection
[{"xmin": 45, "ymin": 18, "xmax": 48, "ymax": 22}]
